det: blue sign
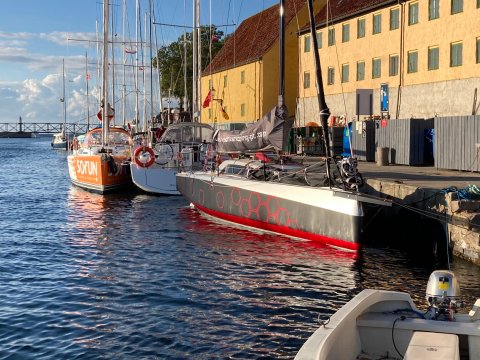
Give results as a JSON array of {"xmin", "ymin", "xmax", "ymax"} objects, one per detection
[{"xmin": 380, "ymin": 84, "xmax": 389, "ymax": 112}]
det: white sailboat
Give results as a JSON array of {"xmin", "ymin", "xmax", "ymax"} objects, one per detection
[
  {"xmin": 129, "ymin": 0, "xmax": 214, "ymax": 195},
  {"xmin": 175, "ymin": 0, "xmax": 390, "ymax": 251},
  {"xmin": 51, "ymin": 58, "xmax": 70, "ymax": 150},
  {"xmin": 67, "ymin": 0, "xmax": 132, "ymax": 193}
]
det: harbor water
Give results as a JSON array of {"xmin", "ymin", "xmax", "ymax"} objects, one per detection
[{"xmin": 1, "ymin": 137, "xmax": 480, "ymax": 359}]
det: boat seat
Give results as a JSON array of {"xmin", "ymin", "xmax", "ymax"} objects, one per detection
[{"xmin": 404, "ymin": 331, "xmax": 459, "ymax": 360}]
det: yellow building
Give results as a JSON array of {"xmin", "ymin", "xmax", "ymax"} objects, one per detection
[
  {"xmin": 297, "ymin": 0, "xmax": 480, "ymax": 124},
  {"xmin": 201, "ymin": 0, "xmax": 321, "ymax": 130}
]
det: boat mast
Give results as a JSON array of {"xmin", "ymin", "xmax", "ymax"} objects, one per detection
[
  {"xmin": 192, "ymin": 0, "xmax": 201, "ymax": 122},
  {"xmin": 278, "ymin": 0, "xmax": 285, "ymax": 108},
  {"xmin": 85, "ymin": 52, "xmax": 90, "ymax": 130},
  {"xmin": 102, "ymin": 0, "xmax": 110, "ymax": 147},
  {"xmin": 62, "ymin": 58, "xmax": 66, "ymax": 130},
  {"xmin": 306, "ymin": 0, "xmax": 332, "ymax": 185}
]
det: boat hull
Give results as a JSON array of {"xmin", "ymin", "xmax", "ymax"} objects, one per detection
[
  {"xmin": 130, "ymin": 163, "xmax": 180, "ymax": 195},
  {"xmin": 67, "ymin": 154, "xmax": 131, "ymax": 193},
  {"xmin": 176, "ymin": 172, "xmax": 363, "ymax": 250}
]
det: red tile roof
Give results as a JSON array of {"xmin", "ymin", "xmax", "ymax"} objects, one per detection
[
  {"xmin": 304, "ymin": 0, "xmax": 396, "ymax": 31},
  {"xmin": 203, "ymin": 0, "xmax": 307, "ymax": 75}
]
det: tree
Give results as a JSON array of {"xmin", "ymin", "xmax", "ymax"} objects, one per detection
[{"xmin": 152, "ymin": 25, "xmax": 224, "ymax": 111}]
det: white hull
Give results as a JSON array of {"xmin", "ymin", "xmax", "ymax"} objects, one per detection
[
  {"xmin": 295, "ymin": 289, "xmax": 480, "ymax": 360},
  {"xmin": 130, "ymin": 163, "xmax": 180, "ymax": 195}
]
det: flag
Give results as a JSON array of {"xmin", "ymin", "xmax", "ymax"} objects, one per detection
[
  {"xmin": 211, "ymin": 34, "xmax": 220, "ymax": 42},
  {"xmin": 202, "ymin": 90, "xmax": 212, "ymax": 108},
  {"xmin": 86, "ymin": 73, "xmax": 91, "ymax": 81},
  {"xmin": 221, "ymin": 106, "xmax": 229, "ymax": 120},
  {"xmin": 125, "ymin": 48, "xmax": 137, "ymax": 54}
]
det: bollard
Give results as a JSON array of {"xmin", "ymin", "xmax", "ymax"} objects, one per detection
[{"xmin": 377, "ymin": 147, "xmax": 389, "ymax": 166}]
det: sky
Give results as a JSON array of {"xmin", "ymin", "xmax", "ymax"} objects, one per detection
[{"xmin": 0, "ymin": 0, "xmax": 278, "ymax": 125}]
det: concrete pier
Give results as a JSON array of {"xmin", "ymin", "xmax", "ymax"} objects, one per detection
[{"xmin": 358, "ymin": 162, "xmax": 480, "ymax": 265}]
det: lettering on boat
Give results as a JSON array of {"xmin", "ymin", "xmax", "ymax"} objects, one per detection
[{"xmin": 76, "ymin": 160, "xmax": 98, "ymax": 176}]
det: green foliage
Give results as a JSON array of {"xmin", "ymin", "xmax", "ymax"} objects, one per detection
[{"xmin": 152, "ymin": 25, "xmax": 224, "ymax": 110}]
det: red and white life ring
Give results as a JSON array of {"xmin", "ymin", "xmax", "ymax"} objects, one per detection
[{"xmin": 133, "ymin": 146, "xmax": 155, "ymax": 168}]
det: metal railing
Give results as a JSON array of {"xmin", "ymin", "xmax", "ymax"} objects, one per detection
[{"xmin": 0, "ymin": 123, "xmax": 90, "ymax": 134}]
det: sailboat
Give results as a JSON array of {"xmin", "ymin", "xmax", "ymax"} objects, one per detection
[
  {"xmin": 67, "ymin": 0, "xmax": 132, "ymax": 193},
  {"xmin": 129, "ymin": 0, "xmax": 214, "ymax": 195},
  {"xmin": 51, "ymin": 58, "xmax": 70, "ymax": 150},
  {"xmin": 175, "ymin": 0, "xmax": 390, "ymax": 251}
]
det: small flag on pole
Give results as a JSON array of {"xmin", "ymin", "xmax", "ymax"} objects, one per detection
[
  {"xmin": 202, "ymin": 90, "xmax": 212, "ymax": 108},
  {"xmin": 221, "ymin": 106, "xmax": 229, "ymax": 120}
]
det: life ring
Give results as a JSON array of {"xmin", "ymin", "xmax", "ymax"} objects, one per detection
[
  {"xmin": 72, "ymin": 137, "xmax": 79, "ymax": 151},
  {"xmin": 215, "ymin": 153, "xmax": 222, "ymax": 166},
  {"xmin": 177, "ymin": 151, "xmax": 184, "ymax": 161},
  {"xmin": 133, "ymin": 146, "xmax": 155, "ymax": 168}
]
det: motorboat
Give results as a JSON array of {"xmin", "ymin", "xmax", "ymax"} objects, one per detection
[{"xmin": 295, "ymin": 270, "xmax": 480, "ymax": 360}]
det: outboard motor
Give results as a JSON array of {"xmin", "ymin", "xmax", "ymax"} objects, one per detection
[
  {"xmin": 338, "ymin": 157, "xmax": 363, "ymax": 190},
  {"xmin": 425, "ymin": 270, "xmax": 462, "ymax": 321}
]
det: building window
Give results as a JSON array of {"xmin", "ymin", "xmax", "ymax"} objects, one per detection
[
  {"xmin": 390, "ymin": 8, "xmax": 399, "ymax": 30},
  {"xmin": 451, "ymin": 0, "xmax": 463, "ymax": 14},
  {"xmin": 477, "ymin": 38, "xmax": 480, "ymax": 64},
  {"xmin": 372, "ymin": 58, "xmax": 381, "ymax": 79},
  {"xmin": 357, "ymin": 61, "xmax": 365, "ymax": 81},
  {"xmin": 389, "ymin": 54, "xmax": 399, "ymax": 76},
  {"xmin": 429, "ymin": 0, "xmax": 440, "ymax": 20},
  {"xmin": 240, "ymin": 103, "xmax": 245, "ymax": 117},
  {"xmin": 407, "ymin": 51, "xmax": 418, "ymax": 73},
  {"xmin": 478, "ymin": 0, "xmax": 480, "ymax": 8},
  {"xmin": 327, "ymin": 67, "xmax": 335, "ymax": 85},
  {"xmin": 240, "ymin": 71, "xmax": 245, "ymax": 84},
  {"xmin": 208, "ymin": 108, "xmax": 212, "ymax": 119},
  {"xmin": 450, "ymin": 42, "xmax": 463, "ymax": 66},
  {"xmin": 303, "ymin": 72, "xmax": 310, "ymax": 89},
  {"xmin": 409, "ymin": 2, "xmax": 419, "ymax": 25},
  {"xmin": 342, "ymin": 23, "xmax": 350, "ymax": 43},
  {"xmin": 304, "ymin": 35, "xmax": 311, "ymax": 52},
  {"xmin": 223, "ymin": 75, "xmax": 228, "ymax": 87},
  {"xmin": 316, "ymin": 31, "xmax": 322, "ymax": 49},
  {"xmin": 428, "ymin": 46, "xmax": 440, "ymax": 70},
  {"xmin": 373, "ymin": 13, "xmax": 381, "ymax": 34},
  {"xmin": 328, "ymin": 28, "xmax": 335, "ymax": 46},
  {"xmin": 341, "ymin": 64, "xmax": 349, "ymax": 83},
  {"xmin": 208, "ymin": 79, "xmax": 213, "ymax": 89},
  {"xmin": 357, "ymin": 18, "xmax": 366, "ymax": 38}
]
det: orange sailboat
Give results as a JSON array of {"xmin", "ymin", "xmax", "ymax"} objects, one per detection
[{"xmin": 67, "ymin": 0, "xmax": 132, "ymax": 193}]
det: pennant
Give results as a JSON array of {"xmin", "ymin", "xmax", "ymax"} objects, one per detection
[
  {"xmin": 221, "ymin": 106, "xmax": 229, "ymax": 120},
  {"xmin": 125, "ymin": 48, "xmax": 137, "ymax": 54},
  {"xmin": 202, "ymin": 90, "xmax": 212, "ymax": 108}
]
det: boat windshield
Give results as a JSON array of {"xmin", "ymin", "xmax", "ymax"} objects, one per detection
[
  {"xmin": 81, "ymin": 128, "xmax": 131, "ymax": 146},
  {"xmin": 160, "ymin": 124, "xmax": 213, "ymax": 143}
]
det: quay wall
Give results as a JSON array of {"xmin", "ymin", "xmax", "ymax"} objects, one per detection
[{"xmin": 362, "ymin": 179, "xmax": 480, "ymax": 266}]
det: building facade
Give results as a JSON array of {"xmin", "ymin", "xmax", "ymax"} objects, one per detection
[
  {"xmin": 200, "ymin": 0, "xmax": 321, "ymax": 130},
  {"xmin": 297, "ymin": 0, "xmax": 480, "ymax": 125}
]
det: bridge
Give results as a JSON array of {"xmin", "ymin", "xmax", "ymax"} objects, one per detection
[{"xmin": 0, "ymin": 122, "xmax": 91, "ymax": 135}]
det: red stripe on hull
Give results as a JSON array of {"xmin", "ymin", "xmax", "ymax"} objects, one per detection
[{"xmin": 193, "ymin": 202, "xmax": 360, "ymax": 251}]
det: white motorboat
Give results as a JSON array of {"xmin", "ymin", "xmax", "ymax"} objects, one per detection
[{"xmin": 295, "ymin": 270, "xmax": 480, "ymax": 360}]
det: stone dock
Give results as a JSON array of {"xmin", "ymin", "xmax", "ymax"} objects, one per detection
[{"xmin": 357, "ymin": 162, "xmax": 480, "ymax": 265}]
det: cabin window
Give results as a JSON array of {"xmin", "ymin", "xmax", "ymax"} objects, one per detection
[
  {"xmin": 341, "ymin": 64, "xmax": 349, "ymax": 83},
  {"xmin": 390, "ymin": 8, "xmax": 399, "ymax": 30},
  {"xmin": 372, "ymin": 58, "xmax": 381, "ymax": 79},
  {"xmin": 389, "ymin": 54, "xmax": 399, "ymax": 76},
  {"xmin": 316, "ymin": 31, "xmax": 322, "ymax": 49},
  {"xmin": 373, "ymin": 13, "xmax": 381, "ymax": 34},
  {"xmin": 342, "ymin": 23, "xmax": 350, "ymax": 43},
  {"xmin": 429, "ymin": 0, "xmax": 440, "ymax": 20},
  {"xmin": 223, "ymin": 75, "xmax": 228, "ymax": 87},
  {"xmin": 357, "ymin": 18, "xmax": 366, "ymax": 38},
  {"xmin": 328, "ymin": 28, "xmax": 335, "ymax": 46},
  {"xmin": 409, "ymin": 2, "xmax": 419, "ymax": 25},
  {"xmin": 303, "ymin": 72, "xmax": 311, "ymax": 89},
  {"xmin": 451, "ymin": 0, "xmax": 463, "ymax": 14},
  {"xmin": 240, "ymin": 71, "xmax": 245, "ymax": 84},
  {"xmin": 407, "ymin": 50, "xmax": 418, "ymax": 73},
  {"xmin": 240, "ymin": 103, "xmax": 245, "ymax": 117},
  {"xmin": 477, "ymin": 38, "xmax": 480, "ymax": 63},
  {"xmin": 428, "ymin": 46, "xmax": 440, "ymax": 70},
  {"xmin": 327, "ymin": 67, "xmax": 335, "ymax": 85},
  {"xmin": 304, "ymin": 35, "xmax": 311, "ymax": 52},
  {"xmin": 450, "ymin": 42, "xmax": 463, "ymax": 67},
  {"xmin": 356, "ymin": 61, "xmax": 365, "ymax": 81}
]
